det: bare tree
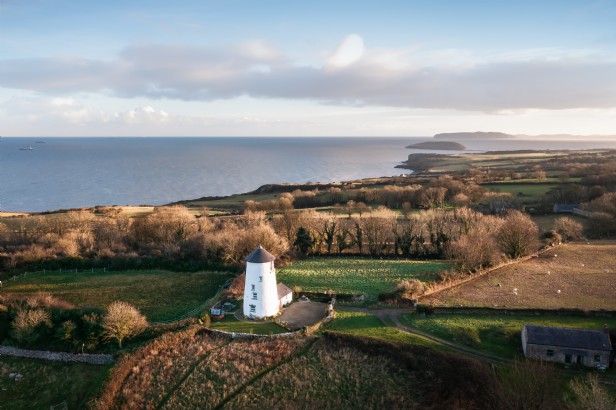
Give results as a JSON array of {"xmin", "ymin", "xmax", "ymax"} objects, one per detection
[
  {"xmin": 554, "ymin": 217, "xmax": 584, "ymax": 241},
  {"xmin": 498, "ymin": 210, "xmax": 539, "ymax": 259},
  {"xmin": 102, "ymin": 301, "xmax": 148, "ymax": 348}
]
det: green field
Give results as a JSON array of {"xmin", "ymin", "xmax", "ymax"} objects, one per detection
[
  {"xmin": 0, "ymin": 356, "xmax": 110, "ymax": 409},
  {"xmin": 2, "ymin": 270, "xmax": 234, "ymax": 322},
  {"xmin": 209, "ymin": 315, "xmax": 288, "ymax": 335},
  {"xmin": 483, "ymin": 183, "xmax": 557, "ymax": 199},
  {"xmin": 402, "ymin": 313, "xmax": 616, "ymax": 358},
  {"xmin": 325, "ymin": 310, "xmax": 442, "ymax": 349},
  {"xmin": 278, "ymin": 257, "xmax": 449, "ymax": 301}
]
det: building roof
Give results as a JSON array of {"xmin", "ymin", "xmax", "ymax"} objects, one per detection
[
  {"xmin": 246, "ymin": 245, "xmax": 276, "ymax": 263},
  {"xmin": 553, "ymin": 204, "xmax": 579, "ymax": 213},
  {"xmin": 524, "ymin": 324, "xmax": 612, "ymax": 351},
  {"xmin": 277, "ymin": 283, "xmax": 293, "ymax": 299}
]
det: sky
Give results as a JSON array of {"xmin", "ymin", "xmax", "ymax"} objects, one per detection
[{"xmin": 1, "ymin": 0, "xmax": 616, "ymax": 137}]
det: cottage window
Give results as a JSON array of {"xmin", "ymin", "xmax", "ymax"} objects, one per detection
[
  {"xmin": 546, "ymin": 349, "xmax": 554, "ymax": 357},
  {"xmin": 565, "ymin": 354, "xmax": 572, "ymax": 364},
  {"xmin": 251, "ymin": 284, "xmax": 255, "ymax": 291},
  {"xmin": 249, "ymin": 304, "xmax": 256, "ymax": 313},
  {"xmin": 594, "ymin": 354, "xmax": 601, "ymax": 362},
  {"xmin": 252, "ymin": 292, "xmax": 258, "ymax": 300}
]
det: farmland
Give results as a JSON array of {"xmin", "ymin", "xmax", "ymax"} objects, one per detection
[
  {"xmin": 324, "ymin": 310, "xmax": 443, "ymax": 349},
  {"xmin": 483, "ymin": 183, "xmax": 557, "ymax": 203},
  {"xmin": 209, "ymin": 315, "xmax": 288, "ymax": 335},
  {"xmin": 402, "ymin": 313, "xmax": 616, "ymax": 359},
  {"xmin": 0, "ymin": 356, "xmax": 110, "ymax": 409},
  {"xmin": 98, "ymin": 325, "xmax": 500, "ymax": 409},
  {"xmin": 1, "ymin": 269, "xmax": 234, "ymax": 322},
  {"xmin": 278, "ymin": 257, "xmax": 449, "ymax": 301},
  {"xmin": 423, "ymin": 241, "xmax": 616, "ymax": 310}
]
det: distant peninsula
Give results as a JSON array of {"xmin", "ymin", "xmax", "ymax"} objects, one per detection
[
  {"xmin": 434, "ymin": 132, "xmax": 514, "ymax": 140},
  {"xmin": 406, "ymin": 141, "xmax": 466, "ymax": 150}
]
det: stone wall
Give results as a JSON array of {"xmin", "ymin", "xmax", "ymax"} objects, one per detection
[{"xmin": 0, "ymin": 346, "xmax": 114, "ymax": 365}]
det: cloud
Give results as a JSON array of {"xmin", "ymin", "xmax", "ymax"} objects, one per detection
[
  {"xmin": 1, "ymin": 36, "xmax": 616, "ymax": 111},
  {"xmin": 327, "ymin": 34, "xmax": 365, "ymax": 68}
]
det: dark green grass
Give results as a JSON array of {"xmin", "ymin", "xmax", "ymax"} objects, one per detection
[
  {"xmin": 2, "ymin": 270, "xmax": 234, "ymax": 322},
  {"xmin": 402, "ymin": 313, "xmax": 616, "ymax": 359},
  {"xmin": 483, "ymin": 183, "xmax": 558, "ymax": 198},
  {"xmin": 0, "ymin": 356, "xmax": 110, "ymax": 410},
  {"xmin": 278, "ymin": 258, "xmax": 449, "ymax": 301},
  {"xmin": 209, "ymin": 315, "xmax": 288, "ymax": 335},
  {"xmin": 325, "ymin": 310, "xmax": 443, "ymax": 349}
]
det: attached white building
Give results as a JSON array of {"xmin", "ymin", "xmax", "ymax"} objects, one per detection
[{"xmin": 243, "ymin": 246, "xmax": 293, "ymax": 319}]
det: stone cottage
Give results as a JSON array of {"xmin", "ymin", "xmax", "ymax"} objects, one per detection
[{"xmin": 521, "ymin": 324, "xmax": 612, "ymax": 369}]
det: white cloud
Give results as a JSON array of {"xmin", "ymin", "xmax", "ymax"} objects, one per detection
[
  {"xmin": 1, "ymin": 36, "xmax": 616, "ymax": 112},
  {"xmin": 327, "ymin": 34, "xmax": 365, "ymax": 68}
]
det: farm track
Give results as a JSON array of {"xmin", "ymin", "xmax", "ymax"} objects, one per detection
[
  {"xmin": 213, "ymin": 338, "xmax": 318, "ymax": 410},
  {"xmin": 337, "ymin": 306, "xmax": 616, "ymax": 383},
  {"xmin": 336, "ymin": 306, "xmax": 509, "ymax": 365}
]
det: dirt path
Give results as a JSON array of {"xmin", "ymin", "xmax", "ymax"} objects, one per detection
[{"xmin": 337, "ymin": 306, "xmax": 509, "ymax": 365}]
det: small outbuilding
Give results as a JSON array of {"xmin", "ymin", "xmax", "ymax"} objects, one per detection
[
  {"xmin": 277, "ymin": 283, "xmax": 293, "ymax": 308},
  {"xmin": 521, "ymin": 324, "xmax": 612, "ymax": 369}
]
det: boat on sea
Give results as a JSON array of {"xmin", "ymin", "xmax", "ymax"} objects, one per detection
[{"xmin": 19, "ymin": 146, "xmax": 34, "ymax": 151}]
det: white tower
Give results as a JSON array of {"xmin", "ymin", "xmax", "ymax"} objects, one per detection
[{"xmin": 243, "ymin": 245, "xmax": 279, "ymax": 319}]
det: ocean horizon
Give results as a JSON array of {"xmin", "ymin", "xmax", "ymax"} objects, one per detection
[{"xmin": 2, "ymin": 136, "xmax": 616, "ymax": 213}]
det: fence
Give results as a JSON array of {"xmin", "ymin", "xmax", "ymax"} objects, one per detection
[{"xmin": 2, "ymin": 267, "xmax": 111, "ymax": 283}]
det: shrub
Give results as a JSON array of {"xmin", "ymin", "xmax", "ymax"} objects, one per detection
[{"xmin": 11, "ymin": 308, "xmax": 52, "ymax": 344}]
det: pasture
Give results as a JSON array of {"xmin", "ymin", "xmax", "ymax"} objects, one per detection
[
  {"xmin": 423, "ymin": 241, "xmax": 616, "ymax": 310},
  {"xmin": 325, "ymin": 310, "xmax": 443, "ymax": 349},
  {"xmin": 1, "ymin": 269, "xmax": 234, "ymax": 322},
  {"xmin": 0, "ymin": 356, "xmax": 110, "ymax": 410},
  {"xmin": 100, "ymin": 325, "xmax": 493, "ymax": 409},
  {"xmin": 402, "ymin": 313, "xmax": 616, "ymax": 359},
  {"xmin": 209, "ymin": 315, "xmax": 288, "ymax": 335},
  {"xmin": 483, "ymin": 183, "xmax": 557, "ymax": 202},
  {"xmin": 278, "ymin": 257, "xmax": 449, "ymax": 301}
]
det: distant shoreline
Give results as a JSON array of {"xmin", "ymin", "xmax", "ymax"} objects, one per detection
[{"xmin": 406, "ymin": 141, "xmax": 466, "ymax": 150}]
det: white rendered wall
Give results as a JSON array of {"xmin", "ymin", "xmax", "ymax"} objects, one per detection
[{"xmin": 243, "ymin": 261, "xmax": 279, "ymax": 319}]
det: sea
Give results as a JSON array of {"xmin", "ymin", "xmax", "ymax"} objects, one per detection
[{"xmin": 1, "ymin": 136, "xmax": 616, "ymax": 213}]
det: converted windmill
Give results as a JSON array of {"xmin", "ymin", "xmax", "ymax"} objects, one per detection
[{"xmin": 243, "ymin": 245, "xmax": 293, "ymax": 319}]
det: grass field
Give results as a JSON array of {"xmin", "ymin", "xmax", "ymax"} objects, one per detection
[
  {"xmin": 0, "ymin": 356, "xmax": 110, "ymax": 409},
  {"xmin": 402, "ymin": 313, "xmax": 616, "ymax": 359},
  {"xmin": 423, "ymin": 241, "xmax": 616, "ymax": 310},
  {"xmin": 325, "ymin": 310, "xmax": 443, "ymax": 349},
  {"xmin": 278, "ymin": 257, "xmax": 449, "ymax": 301},
  {"xmin": 483, "ymin": 183, "xmax": 557, "ymax": 200},
  {"xmin": 209, "ymin": 315, "xmax": 288, "ymax": 335},
  {"xmin": 1, "ymin": 269, "xmax": 234, "ymax": 322}
]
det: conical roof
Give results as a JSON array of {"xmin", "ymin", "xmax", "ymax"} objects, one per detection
[{"xmin": 246, "ymin": 245, "xmax": 276, "ymax": 263}]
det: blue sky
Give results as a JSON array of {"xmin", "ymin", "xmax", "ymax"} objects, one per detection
[{"xmin": 1, "ymin": 0, "xmax": 616, "ymax": 136}]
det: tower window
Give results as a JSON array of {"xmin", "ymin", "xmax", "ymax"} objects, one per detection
[
  {"xmin": 259, "ymin": 276, "xmax": 262, "ymax": 282},
  {"xmin": 251, "ymin": 284, "xmax": 255, "ymax": 291},
  {"xmin": 252, "ymin": 292, "xmax": 258, "ymax": 300},
  {"xmin": 249, "ymin": 304, "xmax": 256, "ymax": 313}
]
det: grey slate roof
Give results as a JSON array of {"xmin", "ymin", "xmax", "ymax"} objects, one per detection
[
  {"xmin": 277, "ymin": 283, "xmax": 293, "ymax": 299},
  {"xmin": 246, "ymin": 245, "xmax": 276, "ymax": 263},
  {"xmin": 553, "ymin": 204, "xmax": 579, "ymax": 213},
  {"xmin": 524, "ymin": 324, "xmax": 612, "ymax": 351}
]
